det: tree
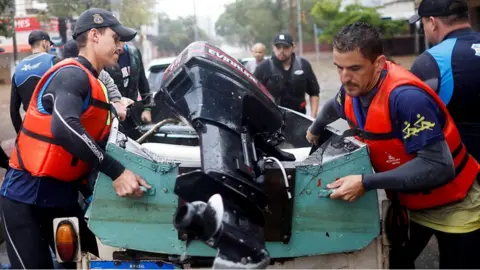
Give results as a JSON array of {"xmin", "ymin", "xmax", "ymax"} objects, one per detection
[
  {"xmin": 37, "ymin": 0, "xmax": 155, "ymax": 30},
  {"xmin": 215, "ymin": 0, "xmax": 287, "ymax": 50},
  {"xmin": 0, "ymin": 0, "xmax": 14, "ymax": 37},
  {"xmin": 311, "ymin": 1, "xmax": 409, "ymax": 43},
  {"xmin": 155, "ymin": 13, "xmax": 211, "ymax": 55}
]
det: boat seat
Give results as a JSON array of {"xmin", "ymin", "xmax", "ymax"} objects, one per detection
[{"xmin": 141, "ymin": 143, "xmax": 311, "ymax": 163}]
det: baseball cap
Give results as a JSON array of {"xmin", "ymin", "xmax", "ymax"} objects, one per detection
[
  {"xmin": 273, "ymin": 33, "xmax": 294, "ymax": 47},
  {"xmin": 409, "ymin": 0, "xmax": 469, "ymax": 24},
  {"xmin": 73, "ymin": 8, "xmax": 137, "ymax": 42},
  {"xmin": 28, "ymin": 30, "xmax": 53, "ymax": 46},
  {"xmin": 0, "ymin": 47, "xmax": 4, "ymax": 53},
  {"xmin": 63, "ymin": 39, "xmax": 79, "ymax": 58}
]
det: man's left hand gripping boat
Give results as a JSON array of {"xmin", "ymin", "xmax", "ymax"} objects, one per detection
[{"xmin": 52, "ymin": 42, "xmax": 388, "ymax": 269}]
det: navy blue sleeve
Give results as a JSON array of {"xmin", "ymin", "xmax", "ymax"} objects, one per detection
[
  {"xmin": 309, "ymin": 87, "xmax": 345, "ymax": 135},
  {"xmin": 361, "ymin": 86, "xmax": 453, "ymax": 192},
  {"xmin": 410, "ymin": 52, "xmax": 440, "ymax": 93},
  {"xmin": 9, "ymin": 75, "xmax": 22, "ymax": 134},
  {"xmin": 389, "ymin": 86, "xmax": 445, "ymax": 154}
]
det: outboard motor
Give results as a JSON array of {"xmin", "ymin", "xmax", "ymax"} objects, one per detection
[{"xmin": 158, "ymin": 42, "xmax": 295, "ymax": 269}]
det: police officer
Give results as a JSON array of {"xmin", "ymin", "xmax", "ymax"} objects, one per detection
[
  {"xmin": 1, "ymin": 8, "xmax": 151, "ymax": 269},
  {"xmin": 306, "ymin": 22, "xmax": 480, "ymax": 268},
  {"xmin": 254, "ymin": 33, "xmax": 320, "ymax": 118},
  {"xmin": 10, "ymin": 30, "xmax": 60, "ymax": 134},
  {"xmin": 409, "ymin": 0, "xmax": 480, "ymax": 160}
]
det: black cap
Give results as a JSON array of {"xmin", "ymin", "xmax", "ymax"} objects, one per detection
[
  {"xmin": 63, "ymin": 39, "xmax": 79, "ymax": 58},
  {"xmin": 28, "ymin": 30, "xmax": 53, "ymax": 46},
  {"xmin": 409, "ymin": 0, "xmax": 469, "ymax": 24},
  {"xmin": 73, "ymin": 8, "xmax": 137, "ymax": 42},
  {"xmin": 273, "ymin": 33, "xmax": 294, "ymax": 47}
]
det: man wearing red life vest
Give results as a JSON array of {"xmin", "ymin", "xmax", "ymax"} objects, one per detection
[
  {"xmin": 0, "ymin": 8, "xmax": 151, "ymax": 269},
  {"xmin": 306, "ymin": 22, "xmax": 480, "ymax": 268}
]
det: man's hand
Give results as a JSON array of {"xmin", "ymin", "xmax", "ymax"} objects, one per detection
[
  {"xmin": 306, "ymin": 129, "xmax": 320, "ymax": 145},
  {"xmin": 141, "ymin": 110, "xmax": 152, "ymax": 123},
  {"xmin": 112, "ymin": 169, "xmax": 152, "ymax": 197},
  {"xmin": 112, "ymin": 101, "xmax": 127, "ymax": 121},
  {"xmin": 120, "ymin": 97, "xmax": 135, "ymax": 107},
  {"xmin": 328, "ymin": 175, "xmax": 365, "ymax": 202}
]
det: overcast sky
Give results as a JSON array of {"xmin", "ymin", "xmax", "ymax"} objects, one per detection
[{"xmin": 155, "ymin": 0, "xmax": 234, "ymax": 21}]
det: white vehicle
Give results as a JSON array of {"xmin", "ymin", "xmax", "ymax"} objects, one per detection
[{"xmin": 146, "ymin": 57, "xmax": 177, "ymax": 93}]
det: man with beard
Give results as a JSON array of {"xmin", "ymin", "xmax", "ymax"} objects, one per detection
[
  {"xmin": 306, "ymin": 22, "xmax": 480, "ymax": 269},
  {"xmin": 254, "ymin": 33, "xmax": 320, "ymax": 118}
]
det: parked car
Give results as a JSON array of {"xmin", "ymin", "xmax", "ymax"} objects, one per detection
[{"xmin": 146, "ymin": 57, "xmax": 177, "ymax": 93}]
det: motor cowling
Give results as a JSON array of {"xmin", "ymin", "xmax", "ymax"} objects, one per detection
[{"xmin": 158, "ymin": 42, "xmax": 295, "ymax": 269}]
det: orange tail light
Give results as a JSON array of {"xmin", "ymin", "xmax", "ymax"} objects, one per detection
[{"xmin": 55, "ymin": 220, "xmax": 78, "ymax": 262}]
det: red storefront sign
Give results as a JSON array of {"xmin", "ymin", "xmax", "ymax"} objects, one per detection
[
  {"xmin": 14, "ymin": 17, "xmax": 41, "ymax": 32},
  {"xmin": 0, "ymin": 16, "xmax": 60, "ymax": 33}
]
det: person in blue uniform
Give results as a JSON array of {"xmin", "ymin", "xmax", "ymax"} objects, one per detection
[
  {"xmin": 409, "ymin": 0, "xmax": 480, "ymax": 160},
  {"xmin": 9, "ymin": 30, "xmax": 60, "ymax": 134}
]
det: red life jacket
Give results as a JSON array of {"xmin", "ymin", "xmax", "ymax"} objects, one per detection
[
  {"xmin": 343, "ymin": 61, "xmax": 479, "ymax": 210},
  {"xmin": 9, "ymin": 58, "xmax": 112, "ymax": 182}
]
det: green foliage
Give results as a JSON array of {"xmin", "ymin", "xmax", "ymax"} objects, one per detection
[
  {"xmin": 0, "ymin": 0, "xmax": 14, "ymax": 37},
  {"xmin": 155, "ymin": 13, "xmax": 211, "ymax": 55},
  {"xmin": 215, "ymin": 0, "xmax": 286, "ymax": 50},
  {"xmin": 311, "ymin": 1, "xmax": 409, "ymax": 43},
  {"xmin": 36, "ymin": 0, "xmax": 154, "ymax": 29}
]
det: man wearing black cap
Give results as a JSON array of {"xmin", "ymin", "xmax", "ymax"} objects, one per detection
[
  {"xmin": 9, "ymin": 30, "xmax": 60, "ymax": 135},
  {"xmin": 254, "ymin": 33, "xmax": 320, "ymax": 118},
  {"xmin": 1, "ymin": 8, "xmax": 150, "ymax": 269},
  {"xmin": 410, "ymin": 1, "xmax": 480, "ymax": 159},
  {"xmin": 104, "ymin": 42, "xmax": 152, "ymax": 140},
  {"xmin": 403, "ymin": 1, "xmax": 480, "ymax": 268}
]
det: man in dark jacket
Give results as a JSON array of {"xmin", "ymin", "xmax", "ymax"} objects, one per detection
[
  {"xmin": 254, "ymin": 33, "xmax": 320, "ymax": 118},
  {"xmin": 105, "ymin": 43, "xmax": 152, "ymax": 123}
]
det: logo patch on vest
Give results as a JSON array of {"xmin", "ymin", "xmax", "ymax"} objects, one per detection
[
  {"xmin": 294, "ymin": 70, "xmax": 304, "ymax": 75},
  {"xmin": 402, "ymin": 114, "xmax": 436, "ymax": 139},
  {"xmin": 471, "ymin": 44, "xmax": 480, "ymax": 56},
  {"xmin": 385, "ymin": 152, "xmax": 401, "ymax": 165}
]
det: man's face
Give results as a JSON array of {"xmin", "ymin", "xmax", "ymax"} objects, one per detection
[
  {"xmin": 93, "ymin": 28, "xmax": 121, "ymax": 67},
  {"xmin": 252, "ymin": 45, "xmax": 265, "ymax": 61},
  {"xmin": 333, "ymin": 48, "xmax": 385, "ymax": 97},
  {"xmin": 273, "ymin": 43, "xmax": 294, "ymax": 62}
]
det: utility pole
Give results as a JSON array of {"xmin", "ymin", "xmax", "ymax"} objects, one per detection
[
  {"xmin": 85, "ymin": 0, "xmax": 92, "ymax": 9},
  {"xmin": 313, "ymin": 23, "xmax": 319, "ymax": 62},
  {"xmin": 296, "ymin": 0, "xmax": 303, "ymax": 56},
  {"xmin": 192, "ymin": 0, "xmax": 199, "ymax": 41},
  {"xmin": 289, "ymin": 0, "xmax": 295, "ymax": 38},
  {"xmin": 9, "ymin": 3, "xmax": 17, "ymax": 63}
]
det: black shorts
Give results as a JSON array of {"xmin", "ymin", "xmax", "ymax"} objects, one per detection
[{"xmin": 1, "ymin": 196, "xmax": 98, "ymax": 269}]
